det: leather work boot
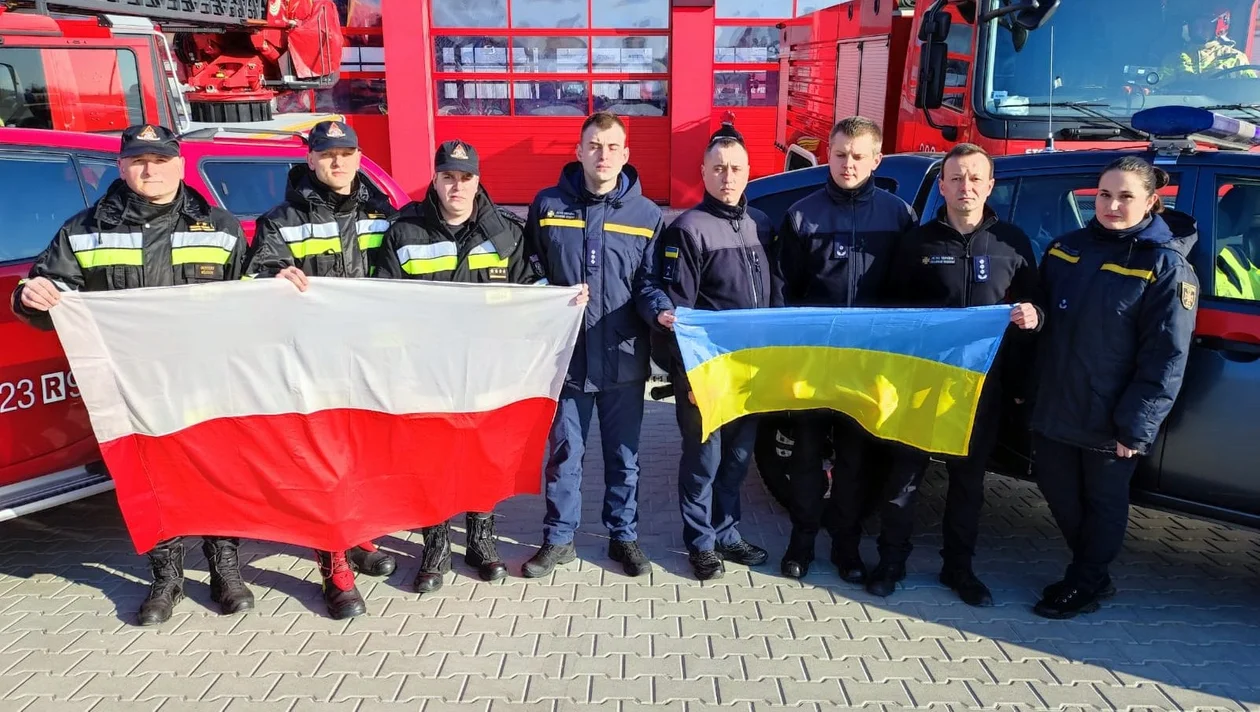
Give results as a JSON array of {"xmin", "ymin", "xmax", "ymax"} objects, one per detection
[
  {"xmin": 138, "ymin": 538, "xmax": 186, "ymax": 626},
  {"xmin": 202, "ymin": 537, "xmax": 255, "ymax": 615},
  {"xmin": 315, "ymin": 550, "xmax": 367, "ymax": 619},
  {"xmin": 465, "ymin": 513, "xmax": 508, "ymax": 581},
  {"xmin": 348, "ymin": 541, "xmax": 397, "ymax": 577},
  {"xmin": 414, "ymin": 521, "xmax": 452, "ymax": 593},
  {"xmin": 521, "ymin": 543, "xmax": 577, "ymax": 578}
]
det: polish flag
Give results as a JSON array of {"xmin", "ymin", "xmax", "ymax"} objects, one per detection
[{"xmin": 49, "ymin": 278, "xmax": 583, "ymax": 554}]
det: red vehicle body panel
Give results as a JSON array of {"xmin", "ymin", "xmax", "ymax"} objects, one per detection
[{"xmin": 0, "ymin": 128, "xmax": 409, "ymax": 490}]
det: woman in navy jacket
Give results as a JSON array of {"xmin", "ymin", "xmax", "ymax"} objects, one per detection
[{"xmin": 1031, "ymin": 157, "xmax": 1199, "ymax": 619}]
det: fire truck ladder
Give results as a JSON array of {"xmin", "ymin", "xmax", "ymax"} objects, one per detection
[{"xmin": 29, "ymin": 0, "xmax": 266, "ymax": 27}]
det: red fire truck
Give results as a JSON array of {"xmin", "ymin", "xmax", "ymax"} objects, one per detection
[
  {"xmin": 0, "ymin": 0, "xmax": 344, "ymax": 134},
  {"xmin": 777, "ymin": 0, "xmax": 1260, "ymax": 169}
]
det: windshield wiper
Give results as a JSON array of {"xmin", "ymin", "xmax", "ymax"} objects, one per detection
[
  {"xmin": 1017, "ymin": 101, "xmax": 1149, "ymax": 140},
  {"xmin": 1203, "ymin": 103, "xmax": 1260, "ymax": 123}
]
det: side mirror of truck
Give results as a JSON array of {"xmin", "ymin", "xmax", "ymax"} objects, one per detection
[
  {"xmin": 916, "ymin": 41, "xmax": 949, "ymax": 109},
  {"xmin": 915, "ymin": 9, "xmax": 951, "ymax": 110},
  {"xmin": 979, "ymin": 0, "xmax": 1059, "ymax": 31}
]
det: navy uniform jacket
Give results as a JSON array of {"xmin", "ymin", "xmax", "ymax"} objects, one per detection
[
  {"xmin": 773, "ymin": 176, "xmax": 917, "ymax": 307},
  {"xmin": 525, "ymin": 162, "xmax": 673, "ymax": 393},
  {"xmin": 1031, "ymin": 211, "xmax": 1200, "ymax": 454},
  {"xmin": 660, "ymin": 192, "xmax": 777, "ymax": 396}
]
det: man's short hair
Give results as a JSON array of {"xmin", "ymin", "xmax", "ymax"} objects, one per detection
[
  {"xmin": 829, "ymin": 116, "xmax": 883, "ymax": 146},
  {"xmin": 942, "ymin": 142, "xmax": 995, "ymax": 177},
  {"xmin": 581, "ymin": 111, "xmax": 627, "ymax": 139}
]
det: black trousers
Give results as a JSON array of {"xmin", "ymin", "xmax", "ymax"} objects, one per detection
[
  {"xmin": 878, "ymin": 386, "xmax": 1005, "ymax": 569},
  {"xmin": 785, "ymin": 413, "xmax": 889, "ymax": 559},
  {"xmin": 1033, "ymin": 434, "xmax": 1139, "ymax": 590}
]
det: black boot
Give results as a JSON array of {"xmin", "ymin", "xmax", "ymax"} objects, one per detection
[
  {"xmin": 414, "ymin": 522, "xmax": 451, "ymax": 593},
  {"xmin": 202, "ymin": 537, "xmax": 255, "ymax": 615},
  {"xmin": 465, "ymin": 513, "xmax": 508, "ymax": 582},
  {"xmin": 138, "ymin": 539, "xmax": 186, "ymax": 626},
  {"xmin": 348, "ymin": 542, "xmax": 397, "ymax": 577},
  {"xmin": 315, "ymin": 550, "xmax": 367, "ymax": 619}
]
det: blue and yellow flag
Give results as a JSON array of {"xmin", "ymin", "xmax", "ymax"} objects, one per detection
[{"xmin": 673, "ymin": 305, "xmax": 1012, "ymax": 457}]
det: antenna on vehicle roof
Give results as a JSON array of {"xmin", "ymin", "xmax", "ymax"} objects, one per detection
[{"xmin": 1046, "ymin": 25, "xmax": 1055, "ymax": 151}]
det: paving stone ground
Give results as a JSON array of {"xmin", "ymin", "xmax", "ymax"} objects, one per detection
[{"xmin": 1, "ymin": 399, "xmax": 1259, "ymax": 711}]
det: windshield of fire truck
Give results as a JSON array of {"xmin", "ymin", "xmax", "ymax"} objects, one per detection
[{"xmin": 982, "ymin": 0, "xmax": 1260, "ymax": 123}]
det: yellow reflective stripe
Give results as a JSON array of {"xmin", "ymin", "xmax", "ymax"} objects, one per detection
[
  {"xmin": 241, "ymin": 274, "xmax": 256, "ymax": 280},
  {"xmin": 287, "ymin": 237, "xmax": 343, "ymax": 259},
  {"xmin": 468, "ymin": 253, "xmax": 510, "ymax": 270},
  {"xmin": 539, "ymin": 218, "xmax": 586, "ymax": 229},
  {"xmin": 74, "ymin": 248, "xmax": 143, "ymax": 268},
  {"xmin": 1101, "ymin": 263, "xmax": 1156, "ymax": 282},
  {"xmin": 358, "ymin": 233, "xmax": 384, "ymax": 251},
  {"xmin": 604, "ymin": 222, "xmax": 655, "ymax": 239},
  {"xmin": 1048, "ymin": 247, "xmax": 1079, "ymax": 264},
  {"xmin": 171, "ymin": 246, "xmax": 232, "ymax": 265},
  {"xmin": 401, "ymin": 255, "xmax": 458, "ymax": 275}
]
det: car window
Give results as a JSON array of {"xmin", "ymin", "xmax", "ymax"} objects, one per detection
[
  {"xmin": 0, "ymin": 152, "xmax": 89, "ymax": 263},
  {"xmin": 200, "ymin": 161, "xmax": 299, "ymax": 217},
  {"xmin": 200, "ymin": 160, "xmax": 393, "ymax": 218},
  {"xmin": 937, "ymin": 171, "xmax": 1186, "ymax": 261},
  {"xmin": 1213, "ymin": 177, "xmax": 1260, "ymax": 303},
  {"xmin": 79, "ymin": 159, "xmax": 119, "ymax": 205},
  {"xmin": 748, "ymin": 185, "xmax": 821, "ymax": 229}
]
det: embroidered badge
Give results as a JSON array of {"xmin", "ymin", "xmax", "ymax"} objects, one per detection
[
  {"xmin": 451, "ymin": 143, "xmax": 470, "ymax": 160},
  {"xmin": 927, "ymin": 255, "xmax": 956, "ymax": 265},
  {"xmin": 973, "ymin": 255, "xmax": 990, "ymax": 283},
  {"xmin": 488, "ymin": 266, "xmax": 508, "ymax": 281},
  {"xmin": 326, "ymin": 122, "xmax": 346, "ymax": 138},
  {"xmin": 1180, "ymin": 281, "xmax": 1197, "ymax": 310},
  {"xmin": 663, "ymin": 245, "xmax": 680, "ymax": 282},
  {"xmin": 197, "ymin": 265, "xmax": 217, "ymax": 277},
  {"xmin": 137, "ymin": 125, "xmax": 159, "ymax": 141},
  {"xmin": 833, "ymin": 242, "xmax": 849, "ymax": 260}
]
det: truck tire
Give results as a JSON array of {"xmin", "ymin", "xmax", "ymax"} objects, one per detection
[{"xmin": 753, "ymin": 415, "xmax": 803, "ymax": 510}]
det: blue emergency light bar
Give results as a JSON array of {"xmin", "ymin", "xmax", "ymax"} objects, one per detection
[{"xmin": 1132, "ymin": 106, "xmax": 1260, "ymax": 148}]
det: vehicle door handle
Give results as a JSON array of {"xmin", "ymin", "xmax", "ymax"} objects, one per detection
[{"xmin": 1196, "ymin": 335, "xmax": 1260, "ymax": 361}]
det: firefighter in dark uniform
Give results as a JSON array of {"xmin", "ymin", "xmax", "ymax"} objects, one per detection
[
  {"xmin": 243, "ymin": 120, "xmax": 398, "ymax": 620},
  {"xmin": 373, "ymin": 139, "xmax": 569, "ymax": 593},
  {"xmin": 772, "ymin": 116, "xmax": 917, "ymax": 587},
  {"xmin": 879, "ymin": 143, "xmax": 1042, "ymax": 604},
  {"xmin": 520, "ymin": 112, "xmax": 674, "ymax": 579},
  {"xmin": 11, "ymin": 124, "xmax": 254, "ymax": 626},
  {"xmin": 658, "ymin": 124, "xmax": 777, "ymax": 579},
  {"xmin": 1032, "ymin": 157, "xmax": 1199, "ymax": 619}
]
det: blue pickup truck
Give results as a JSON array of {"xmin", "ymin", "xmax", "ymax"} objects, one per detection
[{"xmin": 745, "ymin": 136, "xmax": 1260, "ymax": 529}]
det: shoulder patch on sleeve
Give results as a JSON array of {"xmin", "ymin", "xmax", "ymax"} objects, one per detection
[
  {"xmin": 1180, "ymin": 281, "xmax": 1197, "ymax": 310},
  {"xmin": 663, "ymin": 245, "xmax": 680, "ymax": 283}
]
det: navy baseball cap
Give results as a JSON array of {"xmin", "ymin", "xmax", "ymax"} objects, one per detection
[
  {"xmin": 435, "ymin": 140, "xmax": 480, "ymax": 175},
  {"xmin": 119, "ymin": 124, "xmax": 180, "ymax": 159},
  {"xmin": 308, "ymin": 120, "xmax": 359, "ymax": 152}
]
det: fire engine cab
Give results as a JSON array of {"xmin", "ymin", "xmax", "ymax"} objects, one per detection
[
  {"xmin": 777, "ymin": 0, "xmax": 1260, "ymax": 169},
  {"xmin": 0, "ymin": 0, "xmax": 344, "ymax": 134}
]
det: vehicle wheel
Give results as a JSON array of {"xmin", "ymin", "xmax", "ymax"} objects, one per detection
[{"xmin": 753, "ymin": 415, "xmax": 800, "ymax": 510}]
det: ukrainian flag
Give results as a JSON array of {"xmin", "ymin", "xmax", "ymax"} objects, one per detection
[{"xmin": 673, "ymin": 305, "xmax": 1012, "ymax": 457}]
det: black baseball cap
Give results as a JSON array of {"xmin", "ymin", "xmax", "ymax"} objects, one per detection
[
  {"xmin": 308, "ymin": 120, "xmax": 359, "ymax": 152},
  {"xmin": 119, "ymin": 124, "xmax": 180, "ymax": 159},
  {"xmin": 435, "ymin": 139, "xmax": 480, "ymax": 175}
]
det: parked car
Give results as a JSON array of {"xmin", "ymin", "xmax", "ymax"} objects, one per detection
[
  {"xmin": 0, "ymin": 126, "xmax": 410, "ymax": 520},
  {"xmin": 746, "ymin": 144, "xmax": 1260, "ymax": 529}
]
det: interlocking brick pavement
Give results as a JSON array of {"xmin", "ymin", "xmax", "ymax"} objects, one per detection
[{"xmin": 2, "ymin": 398, "xmax": 1259, "ymax": 711}]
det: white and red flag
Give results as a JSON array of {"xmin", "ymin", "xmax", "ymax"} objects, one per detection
[{"xmin": 50, "ymin": 278, "xmax": 583, "ymax": 553}]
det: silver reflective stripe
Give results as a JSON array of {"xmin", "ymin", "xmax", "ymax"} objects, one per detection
[
  {"xmin": 356, "ymin": 219, "xmax": 390, "ymax": 234},
  {"xmin": 278, "ymin": 222, "xmax": 340, "ymax": 243},
  {"xmin": 68, "ymin": 232, "xmax": 143, "ymax": 252},
  {"xmin": 171, "ymin": 231, "xmax": 238, "ymax": 250},
  {"xmin": 534, "ymin": 279, "xmax": 549, "ymax": 286},
  {"xmin": 468, "ymin": 240, "xmax": 498, "ymax": 256},
  {"xmin": 397, "ymin": 242, "xmax": 457, "ymax": 261}
]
